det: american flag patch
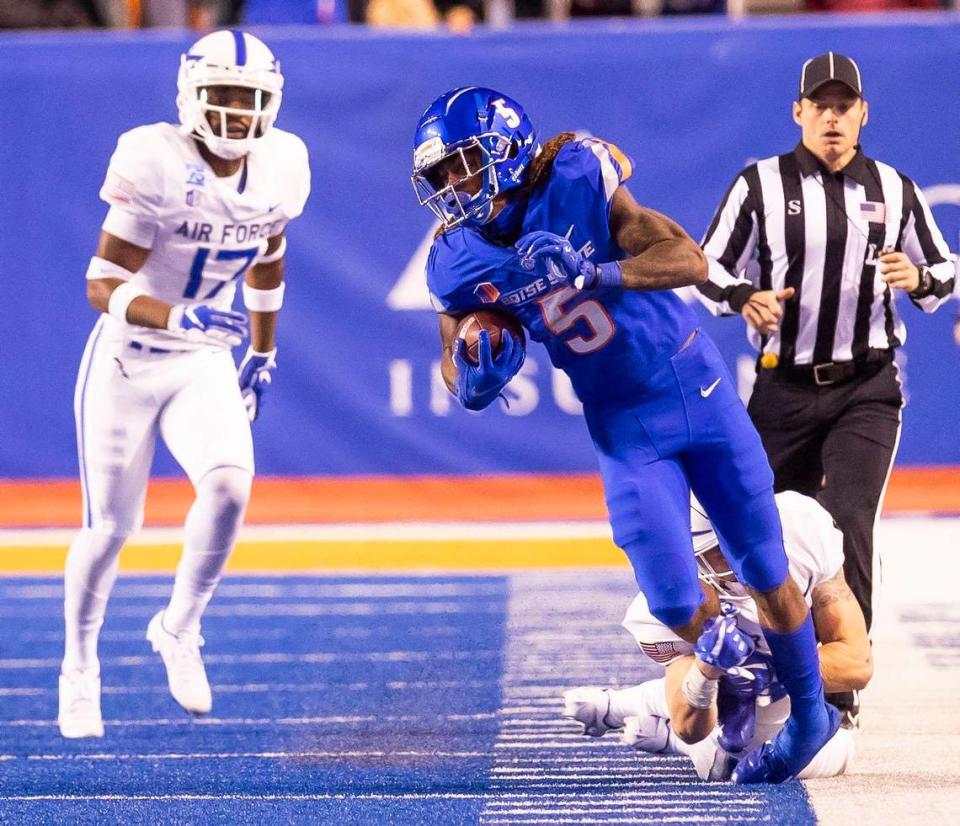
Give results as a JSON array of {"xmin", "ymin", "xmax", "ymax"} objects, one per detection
[
  {"xmin": 860, "ymin": 201, "xmax": 886, "ymax": 223},
  {"xmin": 639, "ymin": 641, "xmax": 685, "ymax": 664},
  {"xmin": 102, "ymin": 171, "xmax": 136, "ymax": 204}
]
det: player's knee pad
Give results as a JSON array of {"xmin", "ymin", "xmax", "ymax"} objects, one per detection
[
  {"xmin": 647, "ymin": 599, "xmax": 702, "ymax": 630},
  {"xmin": 715, "ymin": 497, "xmax": 788, "ymax": 593},
  {"xmin": 623, "ymin": 539, "xmax": 704, "ymax": 630}
]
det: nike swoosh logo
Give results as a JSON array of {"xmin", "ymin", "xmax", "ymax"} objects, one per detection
[
  {"xmin": 268, "ymin": 203, "xmax": 280, "ymax": 212},
  {"xmin": 700, "ymin": 378, "xmax": 722, "ymax": 398}
]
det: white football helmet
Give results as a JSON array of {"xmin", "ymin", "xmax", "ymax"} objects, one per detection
[
  {"xmin": 176, "ymin": 30, "xmax": 283, "ymax": 161},
  {"xmin": 690, "ymin": 496, "xmax": 747, "ymax": 600}
]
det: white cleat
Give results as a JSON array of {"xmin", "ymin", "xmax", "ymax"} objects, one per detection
[
  {"xmin": 562, "ymin": 686, "xmax": 617, "ymax": 737},
  {"xmin": 58, "ymin": 668, "xmax": 105, "ymax": 739},
  {"xmin": 146, "ymin": 611, "xmax": 212, "ymax": 715}
]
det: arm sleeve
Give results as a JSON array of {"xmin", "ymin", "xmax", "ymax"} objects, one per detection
[
  {"xmin": 697, "ymin": 172, "xmax": 761, "ymax": 317},
  {"xmin": 583, "ymin": 138, "xmax": 634, "ymax": 204},
  {"xmin": 279, "ymin": 135, "xmax": 311, "ymax": 224},
  {"xmin": 101, "ymin": 205, "xmax": 158, "ymax": 249},
  {"xmin": 900, "ymin": 179, "xmax": 955, "ymax": 313},
  {"xmin": 100, "ymin": 127, "xmax": 164, "ymax": 230}
]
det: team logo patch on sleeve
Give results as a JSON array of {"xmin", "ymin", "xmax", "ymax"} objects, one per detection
[{"xmin": 640, "ymin": 641, "xmax": 684, "ymax": 664}]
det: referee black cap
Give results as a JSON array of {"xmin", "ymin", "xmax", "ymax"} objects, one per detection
[{"xmin": 799, "ymin": 52, "xmax": 862, "ymax": 100}]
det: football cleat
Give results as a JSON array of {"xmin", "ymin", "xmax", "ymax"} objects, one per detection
[
  {"xmin": 562, "ymin": 686, "xmax": 617, "ymax": 737},
  {"xmin": 146, "ymin": 611, "xmax": 212, "ymax": 715},
  {"xmin": 58, "ymin": 668, "xmax": 104, "ymax": 739},
  {"xmin": 733, "ymin": 703, "xmax": 840, "ymax": 784}
]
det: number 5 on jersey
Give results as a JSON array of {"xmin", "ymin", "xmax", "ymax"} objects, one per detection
[{"xmin": 538, "ymin": 286, "xmax": 615, "ymax": 354}]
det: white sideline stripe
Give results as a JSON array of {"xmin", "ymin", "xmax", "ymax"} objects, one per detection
[
  {"xmin": 484, "ymin": 801, "xmax": 763, "ymax": 809},
  {"xmin": 0, "ymin": 679, "xmax": 497, "ymax": 697},
  {"xmin": 0, "ymin": 784, "xmax": 761, "ymax": 802},
  {"xmin": 0, "ymin": 520, "xmax": 611, "ymax": 546},
  {"xmin": 17, "ymin": 750, "xmax": 489, "ymax": 762},
  {"xmin": 8, "ymin": 712, "xmax": 497, "ymax": 728},
  {"xmin": 480, "ymin": 815, "xmax": 770, "ymax": 824},
  {"xmin": 0, "ymin": 649, "xmax": 498, "ymax": 668},
  {"xmin": 484, "ymin": 808, "xmax": 763, "ymax": 816}
]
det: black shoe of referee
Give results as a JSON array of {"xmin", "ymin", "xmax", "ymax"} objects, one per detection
[{"xmin": 825, "ymin": 690, "xmax": 860, "ymax": 730}]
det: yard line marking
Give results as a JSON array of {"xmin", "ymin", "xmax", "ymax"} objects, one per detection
[
  {"xmin": 0, "ymin": 649, "xmax": 499, "ymax": 669},
  {"xmin": 18, "ymin": 750, "xmax": 490, "ymax": 761},
  {"xmin": 481, "ymin": 814, "xmax": 770, "ymax": 824},
  {"xmin": 0, "ymin": 788, "xmax": 765, "ymax": 801},
  {"xmin": 0, "ymin": 678, "xmax": 499, "ymax": 697},
  {"xmin": 7, "ymin": 712, "xmax": 497, "ymax": 728}
]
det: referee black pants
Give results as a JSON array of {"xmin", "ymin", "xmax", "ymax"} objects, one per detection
[{"xmin": 747, "ymin": 361, "xmax": 903, "ymax": 632}]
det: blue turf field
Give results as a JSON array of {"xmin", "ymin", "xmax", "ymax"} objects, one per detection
[{"xmin": 0, "ymin": 574, "xmax": 817, "ymax": 824}]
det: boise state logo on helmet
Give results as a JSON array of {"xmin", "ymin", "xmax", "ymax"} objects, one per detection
[
  {"xmin": 411, "ymin": 87, "xmax": 539, "ymax": 229},
  {"xmin": 176, "ymin": 30, "xmax": 283, "ymax": 161}
]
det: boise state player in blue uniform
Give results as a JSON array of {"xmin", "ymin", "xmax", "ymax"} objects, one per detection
[{"xmin": 410, "ymin": 87, "xmax": 838, "ymax": 784}]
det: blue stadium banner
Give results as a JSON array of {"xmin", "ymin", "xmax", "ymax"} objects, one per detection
[{"xmin": 1, "ymin": 17, "xmax": 958, "ymax": 477}]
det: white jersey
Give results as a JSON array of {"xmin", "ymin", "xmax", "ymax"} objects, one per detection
[
  {"xmin": 622, "ymin": 491, "xmax": 844, "ymax": 668},
  {"xmin": 97, "ymin": 122, "xmax": 310, "ymax": 349}
]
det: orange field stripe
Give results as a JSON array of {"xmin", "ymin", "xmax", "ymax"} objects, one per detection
[{"xmin": 0, "ymin": 468, "xmax": 956, "ymax": 528}]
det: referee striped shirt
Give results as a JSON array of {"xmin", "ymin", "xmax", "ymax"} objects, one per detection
[{"xmin": 698, "ymin": 143, "xmax": 955, "ymax": 367}]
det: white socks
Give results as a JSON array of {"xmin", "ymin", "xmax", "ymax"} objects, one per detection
[
  {"xmin": 63, "ymin": 466, "xmax": 251, "ymax": 670},
  {"xmin": 63, "ymin": 528, "xmax": 126, "ymax": 672},
  {"xmin": 162, "ymin": 466, "xmax": 251, "ymax": 634}
]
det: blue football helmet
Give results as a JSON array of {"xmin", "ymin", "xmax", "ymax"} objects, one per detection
[{"xmin": 411, "ymin": 87, "xmax": 539, "ymax": 229}]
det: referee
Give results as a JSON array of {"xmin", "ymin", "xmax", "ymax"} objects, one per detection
[{"xmin": 698, "ymin": 52, "xmax": 955, "ymax": 728}]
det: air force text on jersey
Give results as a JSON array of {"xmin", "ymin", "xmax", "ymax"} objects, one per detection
[{"xmin": 174, "ymin": 218, "xmax": 286, "ymax": 245}]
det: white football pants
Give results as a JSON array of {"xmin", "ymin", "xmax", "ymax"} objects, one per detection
[
  {"xmin": 63, "ymin": 320, "xmax": 254, "ymax": 671},
  {"xmin": 611, "ymin": 679, "xmax": 856, "ymax": 782}
]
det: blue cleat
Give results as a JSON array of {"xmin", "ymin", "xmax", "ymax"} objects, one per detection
[{"xmin": 732, "ymin": 702, "xmax": 840, "ymax": 784}]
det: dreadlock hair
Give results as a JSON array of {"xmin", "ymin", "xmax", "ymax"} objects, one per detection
[
  {"xmin": 523, "ymin": 132, "xmax": 578, "ymax": 195},
  {"xmin": 433, "ymin": 132, "xmax": 579, "ymax": 241}
]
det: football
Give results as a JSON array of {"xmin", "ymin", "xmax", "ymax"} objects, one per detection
[{"xmin": 457, "ymin": 310, "xmax": 525, "ymax": 365}]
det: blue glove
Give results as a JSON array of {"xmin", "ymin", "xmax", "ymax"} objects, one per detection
[
  {"xmin": 716, "ymin": 677, "xmax": 757, "ymax": 754},
  {"xmin": 238, "ymin": 347, "xmax": 277, "ymax": 422},
  {"xmin": 694, "ymin": 611, "xmax": 756, "ymax": 672},
  {"xmin": 168, "ymin": 304, "xmax": 248, "ymax": 348},
  {"xmin": 515, "ymin": 230, "xmax": 622, "ymax": 291},
  {"xmin": 453, "ymin": 329, "xmax": 525, "ymax": 411}
]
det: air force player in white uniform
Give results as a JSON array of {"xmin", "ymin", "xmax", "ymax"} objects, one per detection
[
  {"xmin": 59, "ymin": 30, "xmax": 310, "ymax": 738},
  {"xmin": 564, "ymin": 492, "xmax": 872, "ymax": 781}
]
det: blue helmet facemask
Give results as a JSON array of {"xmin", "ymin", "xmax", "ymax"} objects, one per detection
[{"xmin": 411, "ymin": 87, "xmax": 539, "ymax": 231}]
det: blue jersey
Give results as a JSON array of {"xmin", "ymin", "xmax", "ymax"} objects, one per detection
[{"xmin": 426, "ymin": 138, "xmax": 699, "ymax": 410}]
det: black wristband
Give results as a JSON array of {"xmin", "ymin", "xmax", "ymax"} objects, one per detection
[{"xmin": 909, "ymin": 266, "xmax": 934, "ymax": 299}]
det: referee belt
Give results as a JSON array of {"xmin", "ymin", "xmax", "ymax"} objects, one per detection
[{"xmin": 762, "ymin": 349, "xmax": 894, "ymax": 387}]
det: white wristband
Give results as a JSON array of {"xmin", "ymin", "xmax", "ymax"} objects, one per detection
[
  {"xmin": 681, "ymin": 665, "xmax": 719, "ymax": 710},
  {"xmin": 243, "ymin": 281, "xmax": 286, "ymax": 312},
  {"xmin": 86, "ymin": 255, "xmax": 136, "ymax": 282},
  {"xmin": 258, "ymin": 236, "xmax": 287, "ymax": 265},
  {"xmin": 107, "ymin": 281, "xmax": 149, "ymax": 322}
]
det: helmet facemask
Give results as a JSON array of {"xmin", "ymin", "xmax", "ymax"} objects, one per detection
[
  {"xmin": 412, "ymin": 133, "xmax": 513, "ymax": 229},
  {"xmin": 694, "ymin": 544, "xmax": 750, "ymax": 602},
  {"xmin": 176, "ymin": 31, "xmax": 283, "ymax": 161}
]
